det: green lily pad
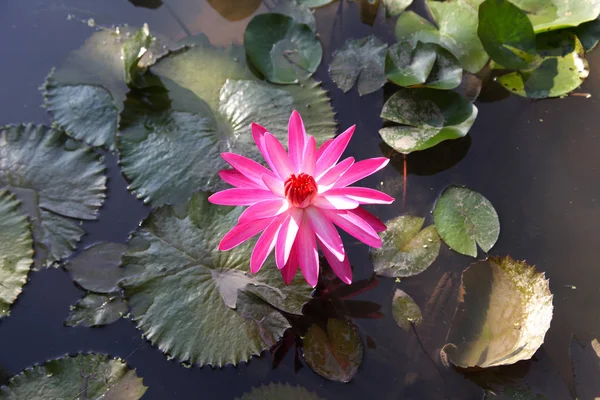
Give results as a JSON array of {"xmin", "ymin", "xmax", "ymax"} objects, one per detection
[
  {"xmin": 0, "ymin": 125, "xmax": 106, "ymax": 268},
  {"xmin": 66, "ymin": 293, "xmax": 128, "ymax": 327},
  {"xmin": 441, "ymin": 256, "xmax": 553, "ymax": 368},
  {"xmin": 120, "ymin": 192, "xmax": 312, "ymax": 367},
  {"xmin": 478, "ymin": 0, "xmax": 540, "ymax": 70},
  {"xmin": 372, "ymin": 215, "xmax": 440, "ymax": 278},
  {"xmin": 379, "ymin": 89, "xmax": 478, "ymax": 154},
  {"xmin": 302, "ymin": 319, "xmax": 363, "ymax": 382},
  {"xmin": 384, "ymin": 0, "xmax": 413, "ymax": 17},
  {"xmin": 0, "ymin": 353, "xmax": 147, "ymax": 399},
  {"xmin": 432, "ymin": 185, "xmax": 499, "ymax": 257},
  {"xmin": 329, "ymin": 35, "xmax": 388, "ymax": 96},
  {"xmin": 271, "ymin": 0, "xmax": 318, "ymax": 32},
  {"xmin": 244, "ymin": 13, "xmax": 322, "ymax": 84},
  {"xmin": 391, "ymin": 289, "xmax": 422, "ymax": 331},
  {"xmin": 0, "ymin": 190, "xmax": 33, "ymax": 318},
  {"xmin": 386, "ymin": 41, "xmax": 462, "ymax": 89},
  {"xmin": 571, "ymin": 338, "xmax": 600, "ymax": 399},
  {"xmin": 511, "ymin": 0, "xmax": 600, "ymax": 33},
  {"xmin": 65, "ymin": 242, "xmax": 127, "ymax": 293},
  {"xmin": 395, "ymin": 11, "xmax": 441, "ymax": 45},
  {"xmin": 122, "ymin": 24, "xmax": 153, "ymax": 87},
  {"xmin": 497, "ymin": 31, "xmax": 589, "ymax": 98},
  {"xmin": 237, "ymin": 383, "xmax": 325, "ymax": 400}
]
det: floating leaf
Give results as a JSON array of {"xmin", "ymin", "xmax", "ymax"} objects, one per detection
[
  {"xmin": 391, "ymin": 289, "xmax": 422, "ymax": 331},
  {"xmin": 302, "ymin": 319, "xmax": 363, "ymax": 382},
  {"xmin": 207, "ymin": 0, "xmax": 262, "ymax": 21},
  {"xmin": 497, "ymin": 31, "xmax": 589, "ymax": 98},
  {"xmin": 64, "ymin": 242, "xmax": 127, "ymax": 293},
  {"xmin": 571, "ymin": 18, "xmax": 600, "ymax": 52},
  {"xmin": 0, "ymin": 125, "xmax": 106, "ymax": 267},
  {"xmin": 478, "ymin": 0, "xmax": 540, "ymax": 70},
  {"xmin": 442, "ymin": 256, "xmax": 552, "ymax": 368},
  {"xmin": 329, "ymin": 35, "xmax": 388, "ymax": 95},
  {"xmin": 271, "ymin": 0, "xmax": 318, "ymax": 31},
  {"xmin": 0, "ymin": 353, "xmax": 147, "ymax": 399},
  {"xmin": 379, "ymin": 89, "xmax": 477, "ymax": 154},
  {"xmin": 244, "ymin": 13, "xmax": 322, "ymax": 84},
  {"xmin": 383, "ymin": 0, "xmax": 413, "ymax": 17},
  {"xmin": 386, "ymin": 41, "xmax": 462, "ymax": 89},
  {"xmin": 237, "ymin": 383, "xmax": 325, "ymax": 400},
  {"xmin": 372, "ymin": 215, "xmax": 440, "ymax": 278},
  {"xmin": 394, "ymin": 11, "xmax": 441, "ymax": 45},
  {"xmin": 120, "ymin": 192, "xmax": 312, "ymax": 367},
  {"xmin": 433, "ymin": 185, "xmax": 499, "ymax": 257},
  {"xmin": 0, "ymin": 190, "xmax": 33, "ymax": 318},
  {"xmin": 571, "ymin": 338, "xmax": 600, "ymax": 399},
  {"xmin": 512, "ymin": 0, "xmax": 600, "ymax": 33},
  {"xmin": 66, "ymin": 293, "xmax": 127, "ymax": 327},
  {"xmin": 122, "ymin": 25, "xmax": 153, "ymax": 87}
]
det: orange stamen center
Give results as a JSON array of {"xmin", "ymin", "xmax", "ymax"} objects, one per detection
[{"xmin": 284, "ymin": 173, "xmax": 318, "ymax": 208}]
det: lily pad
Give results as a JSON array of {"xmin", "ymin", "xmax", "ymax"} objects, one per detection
[
  {"xmin": 0, "ymin": 353, "xmax": 147, "ymax": 399},
  {"xmin": 66, "ymin": 293, "xmax": 128, "ymax": 327},
  {"xmin": 0, "ymin": 190, "xmax": 33, "ymax": 318},
  {"xmin": 120, "ymin": 192, "xmax": 312, "ymax": 367},
  {"xmin": 391, "ymin": 289, "xmax": 422, "ymax": 331},
  {"xmin": 478, "ymin": 0, "xmax": 540, "ymax": 70},
  {"xmin": 244, "ymin": 13, "xmax": 322, "ymax": 84},
  {"xmin": 237, "ymin": 383, "xmax": 325, "ymax": 400},
  {"xmin": 271, "ymin": 0, "xmax": 318, "ymax": 32},
  {"xmin": 122, "ymin": 25, "xmax": 153, "ymax": 87},
  {"xmin": 441, "ymin": 256, "xmax": 553, "ymax": 368},
  {"xmin": 379, "ymin": 89, "xmax": 478, "ymax": 154},
  {"xmin": 384, "ymin": 0, "xmax": 413, "ymax": 16},
  {"xmin": 497, "ymin": 31, "xmax": 589, "ymax": 98},
  {"xmin": 433, "ymin": 185, "xmax": 499, "ymax": 257},
  {"xmin": 571, "ymin": 338, "xmax": 600, "ymax": 399},
  {"xmin": 0, "ymin": 125, "xmax": 106, "ymax": 268},
  {"xmin": 302, "ymin": 319, "xmax": 363, "ymax": 382},
  {"xmin": 372, "ymin": 215, "xmax": 440, "ymax": 278},
  {"xmin": 64, "ymin": 242, "xmax": 127, "ymax": 293},
  {"xmin": 571, "ymin": 18, "xmax": 600, "ymax": 52},
  {"xmin": 512, "ymin": 0, "xmax": 600, "ymax": 33},
  {"xmin": 329, "ymin": 35, "xmax": 388, "ymax": 95},
  {"xmin": 395, "ymin": 11, "xmax": 441, "ymax": 45},
  {"xmin": 386, "ymin": 40, "xmax": 462, "ymax": 89}
]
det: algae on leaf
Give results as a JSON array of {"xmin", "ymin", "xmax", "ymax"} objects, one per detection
[{"xmin": 441, "ymin": 256, "xmax": 552, "ymax": 368}]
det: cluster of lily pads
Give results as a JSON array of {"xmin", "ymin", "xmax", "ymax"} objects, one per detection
[{"xmin": 0, "ymin": 0, "xmax": 598, "ymax": 397}]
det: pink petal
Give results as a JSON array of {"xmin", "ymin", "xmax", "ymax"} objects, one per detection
[
  {"xmin": 296, "ymin": 214, "xmax": 320, "ymax": 287},
  {"xmin": 264, "ymin": 133, "xmax": 294, "ymax": 180},
  {"xmin": 315, "ymin": 125, "xmax": 355, "ymax": 177},
  {"xmin": 218, "ymin": 169, "xmax": 259, "ymax": 189},
  {"xmin": 281, "ymin": 244, "xmax": 299, "ymax": 285},
  {"xmin": 262, "ymin": 173, "xmax": 285, "ymax": 198},
  {"xmin": 221, "ymin": 153, "xmax": 273, "ymax": 188},
  {"xmin": 318, "ymin": 238, "xmax": 352, "ymax": 284},
  {"xmin": 302, "ymin": 136, "xmax": 317, "ymax": 176},
  {"xmin": 250, "ymin": 213, "xmax": 287, "ymax": 273},
  {"xmin": 316, "ymin": 139, "xmax": 333, "ymax": 160},
  {"xmin": 312, "ymin": 194, "xmax": 359, "ymax": 210},
  {"xmin": 238, "ymin": 199, "xmax": 289, "ymax": 223},
  {"xmin": 208, "ymin": 188, "xmax": 278, "ymax": 206},
  {"xmin": 317, "ymin": 157, "xmax": 354, "ymax": 189},
  {"xmin": 306, "ymin": 206, "xmax": 345, "ymax": 262},
  {"xmin": 218, "ymin": 218, "xmax": 271, "ymax": 250},
  {"xmin": 325, "ymin": 187, "xmax": 395, "ymax": 205},
  {"xmin": 334, "ymin": 157, "xmax": 390, "ymax": 188},
  {"xmin": 352, "ymin": 207, "xmax": 387, "ymax": 232},
  {"xmin": 322, "ymin": 209, "xmax": 382, "ymax": 248},
  {"xmin": 275, "ymin": 208, "xmax": 303, "ymax": 269},
  {"xmin": 251, "ymin": 122, "xmax": 275, "ymax": 170},
  {"xmin": 288, "ymin": 110, "xmax": 307, "ymax": 173}
]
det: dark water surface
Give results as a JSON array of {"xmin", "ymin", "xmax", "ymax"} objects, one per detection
[{"xmin": 1, "ymin": 1, "xmax": 599, "ymax": 399}]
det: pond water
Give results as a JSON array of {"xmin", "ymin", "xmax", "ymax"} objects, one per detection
[{"xmin": 0, "ymin": 0, "xmax": 599, "ymax": 399}]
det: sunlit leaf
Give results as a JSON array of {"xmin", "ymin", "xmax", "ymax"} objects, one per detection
[
  {"xmin": 329, "ymin": 35, "xmax": 388, "ymax": 95},
  {"xmin": 433, "ymin": 185, "xmax": 499, "ymax": 257},
  {"xmin": 237, "ymin": 383, "xmax": 325, "ymax": 400},
  {"xmin": 372, "ymin": 215, "xmax": 440, "ymax": 278},
  {"xmin": 497, "ymin": 31, "xmax": 589, "ymax": 98},
  {"xmin": 122, "ymin": 25, "xmax": 153, "ymax": 87},
  {"xmin": 511, "ymin": 0, "xmax": 600, "ymax": 33},
  {"xmin": 379, "ymin": 89, "xmax": 477, "ymax": 154},
  {"xmin": 65, "ymin": 293, "xmax": 128, "ymax": 327},
  {"xmin": 478, "ymin": 0, "xmax": 540, "ymax": 70},
  {"xmin": 271, "ymin": 0, "xmax": 318, "ymax": 31},
  {"xmin": 64, "ymin": 242, "xmax": 127, "ymax": 293},
  {"xmin": 302, "ymin": 319, "xmax": 363, "ymax": 382},
  {"xmin": 441, "ymin": 256, "xmax": 553, "ymax": 368},
  {"xmin": 395, "ymin": 11, "xmax": 441, "ymax": 45},
  {"xmin": 0, "ymin": 353, "xmax": 147, "ymax": 399},
  {"xmin": 0, "ymin": 125, "xmax": 106, "ymax": 268},
  {"xmin": 386, "ymin": 41, "xmax": 462, "ymax": 89},
  {"xmin": 244, "ymin": 13, "xmax": 322, "ymax": 84},
  {"xmin": 120, "ymin": 192, "xmax": 312, "ymax": 367},
  {"xmin": 391, "ymin": 289, "xmax": 422, "ymax": 331},
  {"xmin": 0, "ymin": 190, "xmax": 33, "ymax": 318},
  {"xmin": 383, "ymin": 0, "xmax": 413, "ymax": 17},
  {"xmin": 207, "ymin": 0, "xmax": 262, "ymax": 21}
]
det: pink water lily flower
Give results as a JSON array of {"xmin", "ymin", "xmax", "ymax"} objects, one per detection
[{"xmin": 208, "ymin": 111, "xmax": 394, "ymax": 287}]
